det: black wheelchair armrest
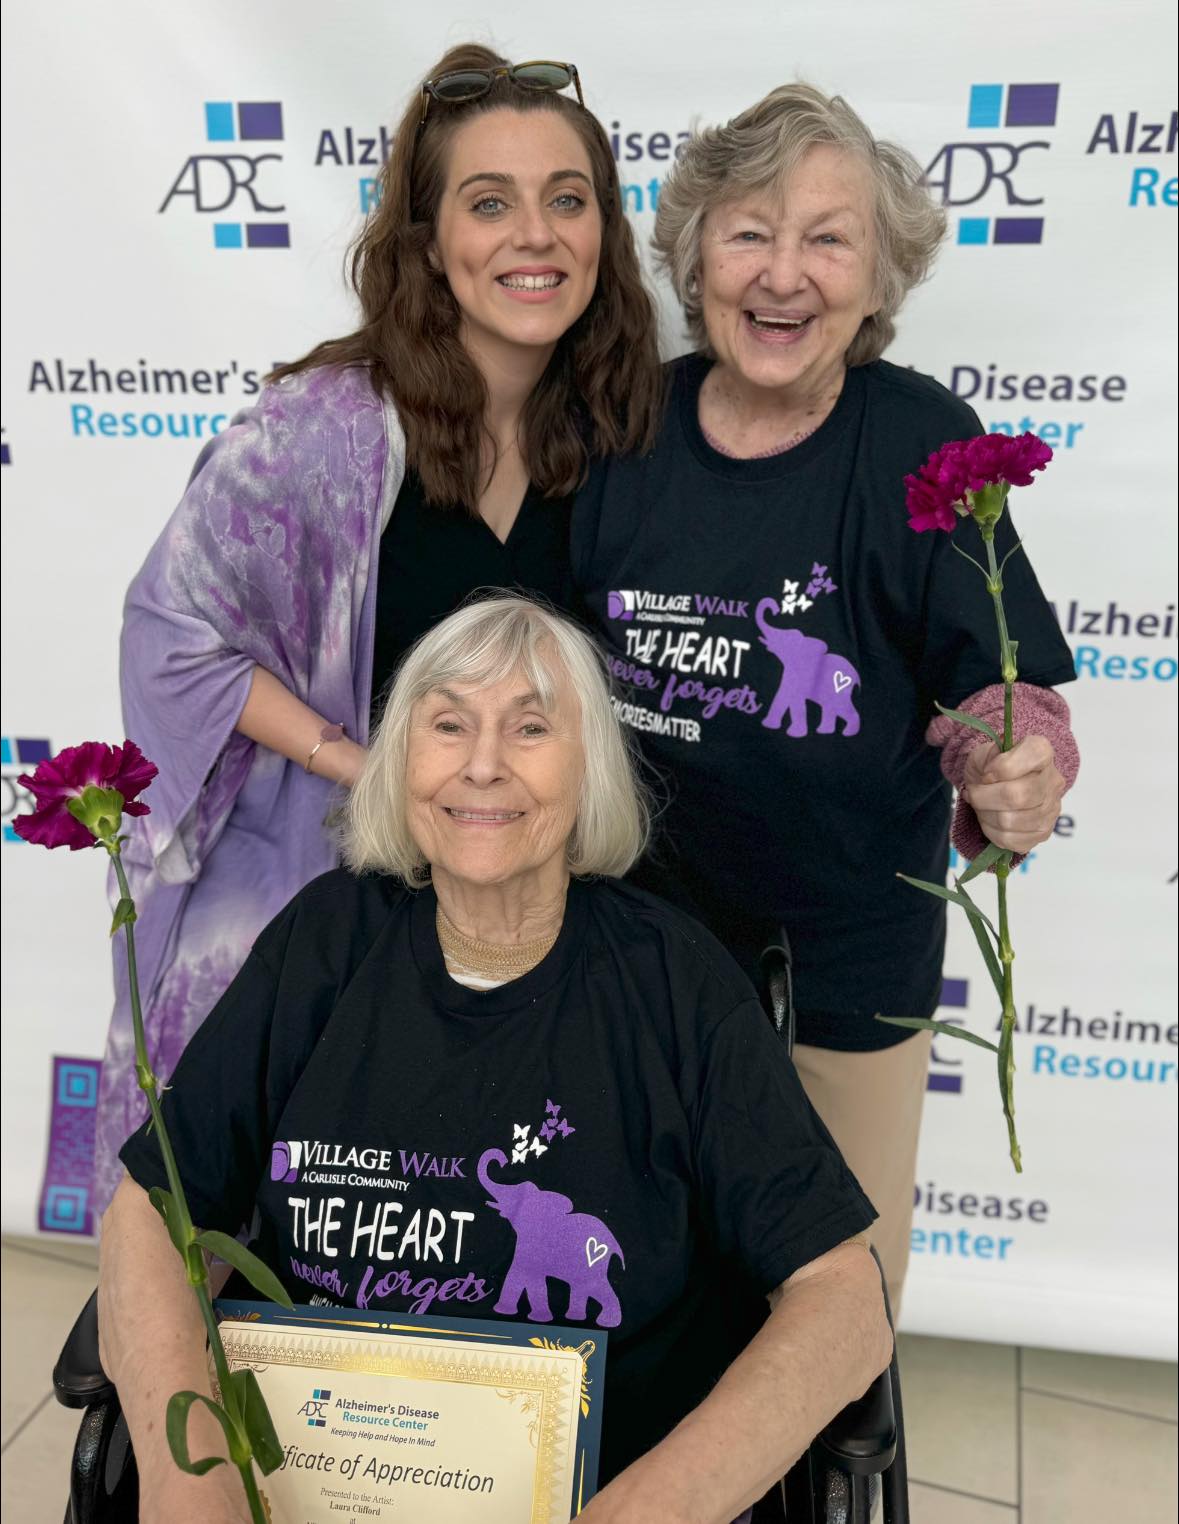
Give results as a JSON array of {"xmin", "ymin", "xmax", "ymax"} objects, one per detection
[
  {"xmin": 813, "ymin": 1244, "xmax": 910, "ymax": 1520},
  {"xmin": 54, "ymin": 1288, "xmax": 116, "ymax": 1410},
  {"xmin": 55, "ymin": 1289, "xmax": 140, "ymax": 1524},
  {"xmin": 814, "ymin": 1358, "xmax": 897, "ymax": 1476}
]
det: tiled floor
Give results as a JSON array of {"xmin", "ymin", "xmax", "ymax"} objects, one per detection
[
  {"xmin": 899, "ymin": 1331, "xmax": 1178, "ymax": 1522},
  {"xmin": 1, "ymin": 1234, "xmax": 1175, "ymax": 1521}
]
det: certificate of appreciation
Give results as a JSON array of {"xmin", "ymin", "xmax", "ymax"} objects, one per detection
[{"xmin": 213, "ymin": 1300, "xmax": 607, "ymax": 1524}]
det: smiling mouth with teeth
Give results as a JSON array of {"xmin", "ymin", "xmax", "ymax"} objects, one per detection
[
  {"xmin": 746, "ymin": 312, "xmax": 814, "ymax": 332},
  {"xmin": 497, "ymin": 273, "xmax": 565, "ymax": 290},
  {"xmin": 443, "ymin": 807, "xmax": 525, "ymax": 822}
]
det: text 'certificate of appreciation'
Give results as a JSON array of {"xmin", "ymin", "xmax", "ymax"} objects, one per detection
[{"xmin": 214, "ymin": 1300, "xmax": 606, "ymax": 1524}]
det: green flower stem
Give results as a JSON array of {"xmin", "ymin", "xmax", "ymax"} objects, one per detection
[
  {"xmin": 108, "ymin": 848, "xmax": 266, "ymax": 1524},
  {"xmin": 981, "ymin": 525, "xmax": 1017, "ymax": 747},
  {"xmin": 978, "ymin": 521, "xmax": 1023, "ymax": 1172},
  {"xmin": 995, "ymin": 864, "xmax": 1022, "ymax": 1172}
]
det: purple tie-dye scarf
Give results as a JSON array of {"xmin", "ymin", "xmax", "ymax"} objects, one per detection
[{"xmin": 95, "ymin": 364, "xmax": 405, "ymax": 1217}]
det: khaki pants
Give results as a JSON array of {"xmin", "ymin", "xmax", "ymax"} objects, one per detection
[{"xmin": 792, "ymin": 1030, "xmax": 932, "ymax": 1320}]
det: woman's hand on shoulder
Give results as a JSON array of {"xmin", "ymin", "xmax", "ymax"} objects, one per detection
[{"xmin": 961, "ymin": 735, "xmax": 1065, "ymax": 854}]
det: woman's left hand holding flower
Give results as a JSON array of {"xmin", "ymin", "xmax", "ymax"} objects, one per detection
[{"xmin": 961, "ymin": 735, "xmax": 1066, "ymax": 854}]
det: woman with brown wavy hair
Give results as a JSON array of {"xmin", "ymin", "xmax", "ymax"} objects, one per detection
[{"xmin": 95, "ymin": 43, "xmax": 663, "ymax": 1217}]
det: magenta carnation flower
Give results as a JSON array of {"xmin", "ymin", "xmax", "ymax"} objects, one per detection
[
  {"xmin": 905, "ymin": 432, "xmax": 1053, "ymax": 533},
  {"xmin": 957, "ymin": 432, "xmax": 1054, "ymax": 490},
  {"xmin": 14, "ymin": 741, "xmax": 157, "ymax": 850}
]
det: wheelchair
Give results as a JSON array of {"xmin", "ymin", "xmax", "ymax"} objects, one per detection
[{"xmin": 53, "ymin": 936, "xmax": 909, "ymax": 1523}]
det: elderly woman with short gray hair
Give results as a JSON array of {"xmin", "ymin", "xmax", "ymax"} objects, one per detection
[
  {"xmin": 572, "ymin": 83, "xmax": 1080, "ymax": 1313},
  {"xmin": 101, "ymin": 596, "xmax": 890, "ymax": 1524}
]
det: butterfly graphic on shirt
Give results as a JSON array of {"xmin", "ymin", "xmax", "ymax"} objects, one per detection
[
  {"xmin": 781, "ymin": 564, "xmax": 839, "ymax": 617},
  {"xmin": 805, "ymin": 562, "xmax": 839, "ymax": 599},
  {"xmin": 508, "ymin": 1099, "xmax": 576, "ymax": 1163}
]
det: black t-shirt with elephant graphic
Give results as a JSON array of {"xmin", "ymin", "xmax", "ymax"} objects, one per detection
[
  {"xmin": 571, "ymin": 355, "xmax": 1076, "ymax": 1050},
  {"xmin": 120, "ymin": 869, "xmax": 874, "ymax": 1484}
]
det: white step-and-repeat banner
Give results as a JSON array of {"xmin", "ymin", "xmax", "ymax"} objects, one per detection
[{"xmin": 2, "ymin": 1, "xmax": 1175, "ymax": 1359}]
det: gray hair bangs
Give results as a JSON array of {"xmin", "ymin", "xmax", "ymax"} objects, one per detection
[
  {"xmin": 341, "ymin": 595, "xmax": 650, "ymax": 883},
  {"xmin": 653, "ymin": 82, "xmax": 946, "ymax": 365}
]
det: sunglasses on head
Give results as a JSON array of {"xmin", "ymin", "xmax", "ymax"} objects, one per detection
[{"xmin": 418, "ymin": 61, "xmax": 583, "ymax": 130}]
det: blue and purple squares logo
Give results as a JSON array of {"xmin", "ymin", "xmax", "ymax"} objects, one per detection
[
  {"xmin": 925, "ymin": 83, "xmax": 1060, "ymax": 246},
  {"xmin": 204, "ymin": 100, "xmax": 284, "ymax": 143},
  {"xmin": 158, "ymin": 100, "xmax": 289, "ymax": 250},
  {"xmin": 0, "ymin": 735, "xmax": 50, "ymax": 767},
  {"xmin": 2, "ymin": 735, "xmax": 52, "ymax": 843},
  {"xmin": 927, "ymin": 976, "xmax": 969, "ymax": 1095},
  {"xmin": 967, "ymin": 82, "xmax": 1060, "ymax": 133}
]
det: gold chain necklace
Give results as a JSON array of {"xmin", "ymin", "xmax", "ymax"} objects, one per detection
[{"xmin": 435, "ymin": 905, "xmax": 557, "ymax": 982}]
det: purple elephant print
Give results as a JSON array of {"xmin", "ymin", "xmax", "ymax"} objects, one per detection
[
  {"xmin": 477, "ymin": 1148, "xmax": 625, "ymax": 1329},
  {"xmin": 755, "ymin": 598, "xmax": 861, "ymax": 737}
]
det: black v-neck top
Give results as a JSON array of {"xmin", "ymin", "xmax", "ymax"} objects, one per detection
[{"xmin": 369, "ymin": 469, "xmax": 575, "ymax": 722}]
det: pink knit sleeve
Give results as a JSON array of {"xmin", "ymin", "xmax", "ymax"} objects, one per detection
[{"xmin": 925, "ymin": 683, "xmax": 1081, "ymax": 865}]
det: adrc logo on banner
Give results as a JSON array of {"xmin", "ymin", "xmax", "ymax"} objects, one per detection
[
  {"xmin": 1, "ymin": 735, "xmax": 51, "ymax": 842},
  {"xmin": 926, "ymin": 82, "xmax": 1059, "ymax": 245},
  {"xmin": 298, "ymin": 1389, "xmax": 332, "ymax": 1428},
  {"xmin": 927, "ymin": 977, "xmax": 970, "ymax": 1095},
  {"xmin": 159, "ymin": 101, "xmax": 289, "ymax": 249}
]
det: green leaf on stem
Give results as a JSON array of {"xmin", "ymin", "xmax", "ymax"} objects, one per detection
[
  {"xmin": 110, "ymin": 897, "xmax": 137, "ymax": 936},
  {"xmin": 949, "ymin": 539, "xmax": 990, "ymax": 579},
  {"xmin": 165, "ymin": 1390, "xmax": 234, "ymax": 1475},
  {"xmin": 875, "ymin": 1016, "xmax": 1000, "ymax": 1053},
  {"xmin": 896, "ymin": 874, "xmax": 999, "ymax": 938},
  {"xmin": 899, "ymin": 869, "xmax": 1004, "ymax": 996},
  {"xmin": 959, "ymin": 841, "xmax": 1010, "ymax": 883},
  {"xmin": 932, "ymin": 703, "xmax": 1002, "ymax": 748},
  {"xmin": 966, "ymin": 915, "xmax": 1005, "ymax": 1001},
  {"xmin": 998, "ymin": 540, "xmax": 1025, "ymax": 578},
  {"xmin": 952, "ymin": 876, "xmax": 1006, "ymax": 998},
  {"xmin": 229, "ymin": 1369, "xmax": 285, "ymax": 1475},
  {"xmin": 148, "ymin": 1186, "xmax": 192, "ymax": 1259},
  {"xmin": 195, "ymin": 1230, "xmax": 294, "ymax": 1310}
]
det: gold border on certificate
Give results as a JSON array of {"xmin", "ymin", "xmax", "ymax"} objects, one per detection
[{"xmin": 218, "ymin": 1320, "xmax": 592, "ymax": 1524}]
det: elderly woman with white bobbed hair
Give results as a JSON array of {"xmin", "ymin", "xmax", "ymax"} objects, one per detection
[
  {"xmin": 572, "ymin": 84, "xmax": 1080, "ymax": 1314},
  {"xmin": 101, "ymin": 595, "xmax": 889, "ymax": 1524}
]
